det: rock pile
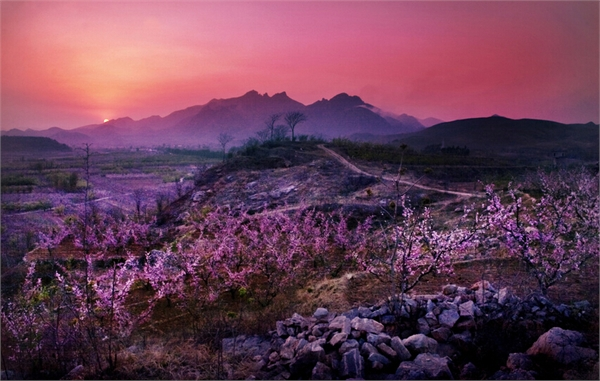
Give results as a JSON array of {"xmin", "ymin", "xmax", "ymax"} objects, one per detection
[{"xmin": 224, "ymin": 281, "xmax": 598, "ymax": 379}]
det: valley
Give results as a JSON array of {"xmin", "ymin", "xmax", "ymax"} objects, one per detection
[{"xmin": 1, "ymin": 134, "xmax": 598, "ymax": 380}]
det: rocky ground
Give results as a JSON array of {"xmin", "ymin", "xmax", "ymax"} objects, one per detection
[{"xmin": 222, "ymin": 281, "xmax": 598, "ymax": 380}]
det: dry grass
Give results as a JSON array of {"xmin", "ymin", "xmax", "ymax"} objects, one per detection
[
  {"xmin": 295, "ymin": 275, "xmax": 355, "ymax": 315},
  {"xmin": 114, "ymin": 337, "xmax": 219, "ymax": 380}
]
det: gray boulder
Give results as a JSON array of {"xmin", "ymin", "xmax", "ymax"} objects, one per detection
[
  {"xmin": 367, "ymin": 332, "xmax": 391, "ymax": 347},
  {"xmin": 351, "ymin": 316, "xmax": 384, "ymax": 334},
  {"xmin": 395, "ymin": 353, "xmax": 453, "ymax": 380},
  {"xmin": 506, "ymin": 353, "xmax": 535, "ymax": 371},
  {"xmin": 279, "ymin": 336, "xmax": 299, "ymax": 360},
  {"xmin": 339, "ymin": 339, "xmax": 359, "ymax": 355},
  {"xmin": 390, "ymin": 336, "xmax": 412, "ymax": 361},
  {"xmin": 328, "ymin": 315, "xmax": 351, "ymax": 334},
  {"xmin": 438, "ymin": 309, "xmax": 460, "ymax": 328},
  {"xmin": 311, "ymin": 361, "xmax": 332, "ymax": 380},
  {"xmin": 313, "ymin": 307, "xmax": 329, "ymax": 322},
  {"xmin": 289, "ymin": 341, "xmax": 326, "ymax": 378},
  {"xmin": 377, "ymin": 342, "xmax": 398, "ymax": 360},
  {"xmin": 340, "ymin": 348, "xmax": 365, "ymax": 379},
  {"xmin": 367, "ymin": 352, "xmax": 390, "ymax": 370},
  {"xmin": 431, "ymin": 326, "xmax": 452, "ymax": 343},
  {"xmin": 403, "ymin": 333, "xmax": 438, "ymax": 355},
  {"xmin": 360, "ymin": 342, "xmax": 379, "ymax": 358},
  {"xmin": 526, "ymin": 327, "xmax": 597, "ymax": 366},
  {"xmin": 329, "ymin": 332, "xmax": 348, "ymax": 347}
]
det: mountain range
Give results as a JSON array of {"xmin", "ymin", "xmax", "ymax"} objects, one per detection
[{"xmin": 2, "ymin": 91, "xmax": 428, "ymax": 148}]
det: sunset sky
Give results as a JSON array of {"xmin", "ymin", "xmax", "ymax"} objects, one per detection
[{"xmin": 2, "ymin": 1, "xmax": 598, "ymax": 131}]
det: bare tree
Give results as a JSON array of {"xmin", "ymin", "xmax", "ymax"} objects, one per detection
[
  {"xmin": 132, "ymin": 188, "xmax": 145, "ymax": 219},
  {"xmin": 284, "ymin": 111, "xmax": 307, "ymax": 142},
  {"xmin": 217, "ymin": 133, "xmax": 234, "ymax": 161},
  {"xmin": 273, "ymin": 125, "xmax": 289, "ymax": 141},
  {"xmin": 256, "ymin": 129, "xmax": 270, "ymax": 143},
  {"xmin": 265, "ymin": 113, "xmax": 282, "ymax": 140}
]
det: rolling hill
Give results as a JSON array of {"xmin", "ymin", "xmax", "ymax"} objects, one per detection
[
  {"xmin": 1, "ymin": 136, "xmax": 73, "ymax": 153},
  {"xmin": 386, "ymin": 116, "xmax": 599, "ymax": 160}
]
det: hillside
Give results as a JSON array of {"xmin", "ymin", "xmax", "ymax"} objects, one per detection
[
  {"xmin": 1, "ymin": 136, "xmax": 72, "ymax": 153},
  {"xmin": 384, "ymin": 116, "xmax": 599, "ymax": 160}
]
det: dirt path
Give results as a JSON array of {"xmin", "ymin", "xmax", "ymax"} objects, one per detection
[{"xmin": 318, "ymin": 145, "xmax": 485, "ymax": 198}]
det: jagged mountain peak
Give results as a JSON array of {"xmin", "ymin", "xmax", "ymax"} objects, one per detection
[{"xmin": 329, "ymin": 93, "xmax": 365, "ymax": 106}]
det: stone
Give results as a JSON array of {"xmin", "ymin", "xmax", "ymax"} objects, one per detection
[
  {"xmin": 426, "ymin": 299, "xmax": 436, "ymax": 312},
  {"xmin": 358, "ymin": 306, "xmax": 372, "ymax": 318},
  {"xmin": 311, "ymin": 326, "xmax": 323, "ymax": 337},
  {"xmin": 459, "ymin": 362, "xmax": 479, "ymax": 379},
  {"xmin": 458, "ymin": 300, "xmax": 475, "ymax": 318},
  {"xmin": 438, "ymin": 309, "xmax": 460, "ymax": 328},
  {"xmin": 506, "ymin": 353, "xmax": 535, "ymax": 371},
  {"xmin": 449, "ymin": 332, "xmax": 473, "ymax": 352},
  {"xmin": 370, "ymin": 304, "xmax": 389, "ymax": 318},
  {"xmin": 396, "ymin": 353, "xmax": 453, "ymax": 380},
  {"xmin": 380, "ymin": 314, "xmax": 396, "ymax": 325},
  {"xmin": 360, "ymin": 342, "xmax": 379, "ymax": 357},
  {"xmin": 491, "ymin": 369, "xmax": 536, "ymax": 380},
  {"xmin": 60, "ymin": 365, "xmax": 85, "ymax": 380},
  {"xmin": 417, "ymin": 317, "xmax": 431, "ymax": 335},
  {"xmin": 279, "ymin": 336, "xmax": 299, "ymax": 360},
  {"xmin": 367, "ymin": 332, "xmax": 391, "ymax": 347},
  {"xmin": 328, "ymin": 315, "xmax": 351, "ymax": 334},
  {"xmin": 377, "ymin": 342, "xmax": 397, "ymax": 359},
  {"xmin": 351, "ymin": 317, "xmax": 384, "ymax": 334},
  {"xmin": 289, "ymin": 341, "xmax": 326, "ymax": 378},
  {"xmin": 269, "ymin": 351, "xmax": 281, "ymax": 363},
  {"xmin": 442, "ymin": 284, "xmax": 458, "ymax": 295},
  {"xmin": 313, "ymin": 307, "xmax": 329, "ymax": 322},
  {"xmin": 290, "ymin": 313, "xmax": 310, "ymax": 330},
  {"xmin": 526, "ymin": 327, "xmax": 597, "ymax": 366},
  {"xmin": 339, "ymin": 339, "xmax": 359, "ymax": 355},
  {"xmin": 413, "ymin": 353, "xmax": 453, "ymax": 379},
  {"xmin": 425, "ymin": 311, "xmax": 438, "ymax": 326},
  {"xmin": 470, "ymin": 280, "xmax": 496, "ymax": 293},
  {"xmin": 394, "ymin": 362, "xmax": 427, "ymax": 380},
  {"xmin": 474, "ymin": 288, "xmax": 494, "ymax": 304},
  {"xmin": 368, "ymin": 352, "xmax": 391, "ymax": 368},
  {"xmin": 311, "ymin": 362, "xmax": 332, "ymax": 380},
  {"xmin": 329, "ymin": 332, "xmax": 348, "ymax": 347},
  {"xmin": 340, "ymin": 348, "xmax": 365, "ymax": 379},
  {"xmin": 497, "ymin": 287, "xmax": 513, "ymax": 305},
  {"xmin": 276, "ymin": 321, "xmax": 288, "ymax": 337},
  {"xmin": 404, "ymin": 297, "xmax": 418, "ymax": 312},
  {"xmin": 454, "ymin": 317, "xmax": 477, "ymax": 332},
  {"xmin": 402, "ymin": 334, "xmax": 438, "ymax": 355},
  {"xmin": 390, "ymin": 336, "xmax": 412, "ymax": 361},
  {"xmin": 431, "ymin": 326, "xmax": 452, "ymax": 343}
]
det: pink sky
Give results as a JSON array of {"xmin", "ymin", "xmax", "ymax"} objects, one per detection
[{"xmin": 2, "ymin": 1, "xmax": 598, "ymax": 130}]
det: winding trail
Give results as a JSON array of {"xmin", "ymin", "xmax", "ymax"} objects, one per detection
[{"xmin": 318, "ymin": 145, "xmax": 485, "ymax": 198}]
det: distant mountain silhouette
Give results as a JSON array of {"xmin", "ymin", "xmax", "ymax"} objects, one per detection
[
  {"xmin": 1, "ymin": 136, "xmax": 72, "ymax": 153},
  {"xmin": 418, "ymin": 117, "xmax": 444, "ymax": 127},
  {"xmin": 2, "ymin": 91, "xmax": 426, "ymax": 147},
  {"xmin": 387, "ymin": 116, "xmax": 599, "ymax": 159}
]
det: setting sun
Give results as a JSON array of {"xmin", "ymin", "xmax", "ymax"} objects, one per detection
[{"xmin": 103, "ymin": 119, "xmax": 109, "ymax": 123}]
